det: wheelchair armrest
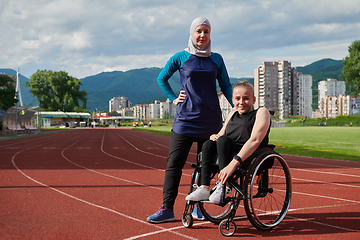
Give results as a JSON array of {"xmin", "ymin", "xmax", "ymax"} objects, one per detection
[
  {"xmin": 266, "ymin": 144, "xmax": 276, "ymax": 150},
  {"xmin": 241, "ymin": 144, "xmax": 276, "ymax": 169}
]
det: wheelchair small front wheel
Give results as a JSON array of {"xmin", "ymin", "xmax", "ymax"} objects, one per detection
[
  {"xmin": 219, "ymin": 219, "xmax": 236, "ymax": 237},
  {"xmin": 196, "ymin": 169, "xmax": 239, "ymax": 223},
  {"xmin": 182, "ymin": 212, "xmax": 193, "ymax": 228}
]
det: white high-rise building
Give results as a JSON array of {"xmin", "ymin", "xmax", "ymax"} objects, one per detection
[
  {"xmin": 132, "ymin": 99, "xmax": 177, "ymax": 120},
  {"xmin": 109, "ymin": 96, "xmax": 132, "ymax": 113},
  {"xmin": 254, "ymin": 61, "xmax": 298, "ymax": 119},
  {"xmin": 133, "ymin": 104, "xmax": 147, "ymax": 120},
  {"xmin": 297, "ymin": 73, "xmax": 313, "ymax": 117},
  {"xmin": 160, "ymin": 99, "xmax": 177, "ymax": 119},
  {"xmin": 318, "ymin": 79, "xmax": 346, "ymax": 106},
  {"xmin": 318, "ymin": 79, "xmax": 346, "ymax": 116},
  {"xmin": 149, "ymin": 100, "xmax": 160, "ymax": 119}
]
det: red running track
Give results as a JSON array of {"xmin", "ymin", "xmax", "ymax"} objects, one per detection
[{"xmin": 0, "ymin": 128, "xmax": 359, "ymax": 239}]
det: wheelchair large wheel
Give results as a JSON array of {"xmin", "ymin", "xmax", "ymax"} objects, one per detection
[
  {"xmin": 196, "ymin": 170, "xmax": 241, "ymax": 223},
  {"xmin": 243, "ymin": 151, "xmax": 292, "ymax": 230}
]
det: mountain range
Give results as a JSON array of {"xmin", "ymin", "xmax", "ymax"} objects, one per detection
[{"xmin": 0, "ymin": 58, "xmax": 344, "ymax": 112}]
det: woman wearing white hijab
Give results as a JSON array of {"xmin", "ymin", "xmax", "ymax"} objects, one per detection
[{"xmin": 147, "ymin": 17, "xmax": 233, "ymax": 224}]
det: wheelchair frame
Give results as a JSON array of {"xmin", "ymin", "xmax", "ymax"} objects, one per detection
[{"xmin": 182, "ymin": 145, "xmax": 292, "ymax": 237}]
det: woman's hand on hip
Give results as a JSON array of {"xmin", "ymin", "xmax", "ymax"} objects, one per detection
[{"xmin": 173, "ymin": 90, "xmax": 186, "ymax": 105}]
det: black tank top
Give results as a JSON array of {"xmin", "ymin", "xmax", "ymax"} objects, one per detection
[{"xmin": 224, "ymin": 109, "xmax": 270, "ymax": 148}]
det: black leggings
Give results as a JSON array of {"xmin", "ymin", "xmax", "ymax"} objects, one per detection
[
  {"xmin": 163, "ymin": 130, "xmax": 206, "ymax": 210},
  {"xmin": 200, "ymin": 135, "xmax": 242, "ymax": 186}
]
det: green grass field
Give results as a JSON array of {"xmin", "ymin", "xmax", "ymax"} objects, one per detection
[
  {"xmin": 269, "ymin": 127, "xmax": 360, "ymax": 161},
  {"xmin": 135, "ymin": 126, "xmax": 360, "ymax": 161}
]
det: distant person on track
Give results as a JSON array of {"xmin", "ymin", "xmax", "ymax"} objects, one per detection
[
  {"xmin": 146, "ymin": 17, "xmax": 233, "ymax": 224},
  {"xmin": 185, "ymin": 81, "xmax": 271, "ymax": 204}
]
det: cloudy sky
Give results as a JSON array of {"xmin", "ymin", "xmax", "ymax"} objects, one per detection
[{"xmin": 1, "ymin": 0, "xmax": 359, "ymax": 80}]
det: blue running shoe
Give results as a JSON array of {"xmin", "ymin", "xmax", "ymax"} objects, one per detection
[
  {"xmin": 146, "ymin": 205, "xmax": 175, "ymax": 223},
  {"xmin": 192, "ymin": 204, "xmax": 205, "ymax": 221}
]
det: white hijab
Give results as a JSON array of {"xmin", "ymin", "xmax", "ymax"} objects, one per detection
[{"xmin": 185, "ymin": 17, "xmax": 211, "ymax": 57}]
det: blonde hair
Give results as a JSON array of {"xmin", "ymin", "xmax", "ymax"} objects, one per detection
[{"xmin": 233, "ymin": 80, "xmax": 254, "ymax": 96}]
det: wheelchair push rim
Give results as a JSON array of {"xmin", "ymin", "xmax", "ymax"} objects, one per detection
[{"xmin": 244, "ymin": 152, "xmax": 292, "ymax": 230}]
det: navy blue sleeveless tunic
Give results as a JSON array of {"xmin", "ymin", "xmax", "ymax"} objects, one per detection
[{"xmin": 157, "ymin": 50, "xmax": 233, "ymax": 139}]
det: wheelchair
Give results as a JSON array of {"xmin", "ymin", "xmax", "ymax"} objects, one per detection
[{"xmin": 182, "ymin": 145, "xmax": 292, "ymax": 237}]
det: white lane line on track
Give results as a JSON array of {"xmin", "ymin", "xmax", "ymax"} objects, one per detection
[
  {"xmin": 101, "ymin": 132, "xmax": 165, "ymax": 171},
  {"xmin": 236, "ymin": 203, "xmax": 359, "ymax": 233},
  {"xmin": 53, "ymin": 130, "xmax": 360, "ymax": 236},
  {"xmin": 8, "ymin": 129, "xmax": 359, "ymax": 238},
  {"xmin": 293, "ymin": 189, "xmax": 360, "ymax": 204},
  {"xmin": 285, "ymin": 157, "xmax": 360, "ymax": 169},
  {"xmin": 121, "ymin": 130, "xmax": 360, "ymax": 192},
  {"xmin": 10, "ymin": 130, "xmax": 198, "ymax": 240},
  {"xmin": 123, "ymin": 221, "xmax": 212, "ymax": 240},
  {"xmin": 287, "ymin": 202, "xmax": 360, "ymax": 213},
  {"xmin": 111, "ymin": 129, "xmax": 360, "ymax": 195},
  {"xmin": 126, "ymin": 131, "xmax": 171, "ymax": 148},
  {"xmin": 291, "ymin": 167, "xmax": 360, "ymax": 178},
  {"xmin": 12, "ymin": 161, "xmax": 197, "ymax": 240},
  {"xmin": 110, "ymin": 130, "xmax": 167, "ymax": 160},
  {"xmin": 0, "ymin": 131, "xmax": 70, "ymax": 148},
  {"xmin": 127, "ymin": 130, "xmax": 360, "ymax": 175},
  {"xmin": 112, "ymin": 130, "xmax": 196, "ymax": 166},
  {"xmin": 103, "ymin": 129, "xmax": 360, "ymax": 236},
  {"xmin": 126, "ymin": 130, "xmax": 198, "ymax": 157},
  {"xmin": 67, "ymin": 129, "xmax": 360, "ymax": 203},
  {"xmin": 291, "ymin": 176, "xmax": 360, "ymax": 189},
  {"xmin": 108, "ymin": 129, "xmax": 194, "ymax": 177},
  {"xmin": 61, "ymin": 130, "xmax": 198, "ymax": 239},
  {"xmin": 61, "ymin": 131, "xmax": 182, "ymax": 195},
  {"xmin": 126, "ymin": 201, "xmax": 360, "ymax": 240}
]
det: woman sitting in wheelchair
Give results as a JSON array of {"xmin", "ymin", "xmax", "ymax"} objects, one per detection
[{"xmin": 186, "ymin": 80, "xmax": 271, "ymax": 204}]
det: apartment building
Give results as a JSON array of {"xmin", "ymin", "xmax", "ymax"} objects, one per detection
[
  {"xmin": 109, "ymin": 96, "xmax": 132, "ymax": 113},
  {"xmin": 148, "ymin": 100, "xmax": 161, "ymax": 119},
  {"xmin": 133, "ymin": 104, "xmax": 147, "ymax": 120},
  {"xmin": 160, "ymin": 99, "xmax": 177, "ymax": 119},
  {"xmin": 319, "ymin": 95, "xmax": 351, "ymax": 118},
  {"xmin": 318, "ymin": 79, "xmax": 346, "ymax": 117},
  {"xmin": 318, "ymin": 79, "xmax": 346, "ymax": 108},
  {"xmin": 297, "ymin": 73, "xmax": 313, "ymax": 117},
  {"xmin": 132, "ymin": 99, "xmax": 177, "ymax": 120},
  {"xmin": 118, "ymin": 107, "xmax": 133, "ymax": 117},
  {"xmin": 254, "ymin": 61, "xmax": 298, "ymax": 119}
]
